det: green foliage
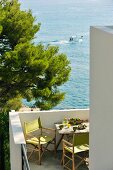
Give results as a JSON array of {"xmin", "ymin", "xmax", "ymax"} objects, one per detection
[
  {"xmin": 1, "ymin": 0, "xmax": 40, "ymax": 49},
  {"xmin": 0, "ymin": 0, "xmax": 71, "ymax": 109},
  {"xmin": 0, "ymin": 0, "xmax": 71, "ymax": 168},
  {"xmin": 2, "ymin": 96, "xmax": 22, "ymax": 112},
  {"xmin": 0, "ymin": 112, "xmax": 10, "ymax": 170}
]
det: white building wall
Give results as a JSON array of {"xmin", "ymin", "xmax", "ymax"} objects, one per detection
[{"xmin": 90, "ymin": 26, "xmax": 113, "ymax": 170}]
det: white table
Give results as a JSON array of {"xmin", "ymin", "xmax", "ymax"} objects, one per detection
[{"xmin": 55, "ymin": 122, "xmax": 89, "ymax": 150}]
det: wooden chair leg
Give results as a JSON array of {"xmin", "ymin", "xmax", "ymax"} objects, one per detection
[
  {"xmin": 27, "ymin": 150, "xmax": 34, "ymax": 160},
  {"xmin": 54, "ymin": 138, "xmax": 57, "ymax": 158},
  {"xmin": 72, "ymin": 153, "xmax": 75, "ymax": 170},
  {"xmin": 38, "ymin": 144, "xmax": 41, "ymax": 165},
  {"xmin": 62, "ymin": 144, "xmax": 65, "ymax": 167},
  {"xmin": 60, "ymin": 153, "xmax": 63, "ymax": 165}
]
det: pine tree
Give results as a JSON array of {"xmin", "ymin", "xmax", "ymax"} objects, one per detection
[
  {"xmin": 0, "ymin": 1, "xmax": 71, "ymax": 168},
  {"xmin": 0, "ymin": 0, "xmax": 71, "ymax": 110}
]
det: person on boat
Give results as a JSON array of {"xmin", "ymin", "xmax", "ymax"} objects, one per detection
[
  {"xmin": 79, "ymin": 35, "xmax": 83, "ymax": 43},
  {"xmin": 69, "ymin": 37, "xmax": 73, "ymax": 41}
]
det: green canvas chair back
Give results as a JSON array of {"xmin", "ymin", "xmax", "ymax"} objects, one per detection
[
  {"xmin": 24, "ymin": 117, "xmax": 42, "ymax": 135},
  {"xmin": 73, "ymin": 132, "xmax": 89, "ymax": 146}
]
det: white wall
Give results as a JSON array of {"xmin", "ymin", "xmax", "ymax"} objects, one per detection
[
  {"xmin": 9, "ymin": 111, "xmax": 25, "ymax": 170},
  {"xmin": 20, "ymin": 109, "xmax": 89, "ymax": 150},
  {"xmin": 9, "ymin": 109, "xmax": 89, "ymax": 170},
  {"xmin": 90, "ymin": 26, "xmax": 113, "ymax": 170},
  {"xmin": 19, "ymin": 109, "xmax": 89, "ymax": 129},
  {"xmin": 9, "ymin": 124, "xmax": 22, "ymax": 170}
]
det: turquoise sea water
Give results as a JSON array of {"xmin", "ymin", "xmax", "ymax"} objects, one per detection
[{"xmin": 20, "ymin": 0, "xmax": 113, "ymax": 109}]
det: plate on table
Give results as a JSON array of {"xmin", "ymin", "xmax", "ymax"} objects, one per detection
[
  {"xmin": 77, "ymin": 124, "xmax": 87, "ymax": 130},
  {"xmin": 63, "ymin": 126, "xmax": 68, "ymax": 129},
  {"xmin": 58, "ymin": 124, "xmax": 63, "ymax": 130}
]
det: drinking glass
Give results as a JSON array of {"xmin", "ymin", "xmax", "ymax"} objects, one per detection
[{"xmin": 63, "ymin": 118, "xmax": 68, "ymax": 126}]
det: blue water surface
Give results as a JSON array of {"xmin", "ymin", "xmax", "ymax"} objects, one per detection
[{"xmin": 19, "ymin": 0, "xmax": 113, "ymax": 109}]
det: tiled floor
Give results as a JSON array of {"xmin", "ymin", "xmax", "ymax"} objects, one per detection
[{"xmin": 29, "ymin": 151, "xmax": 89, "ymax": 170}]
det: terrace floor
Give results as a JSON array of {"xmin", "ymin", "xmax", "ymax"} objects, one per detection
[{"xmin": 29, "ymin": 150, "xmax": 89, "ymax": 170}]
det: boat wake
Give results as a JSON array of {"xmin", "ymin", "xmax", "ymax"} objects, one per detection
[
  {"xmin": 41, "ymin": 34, "xmax": 87, "ymax": 45},
  {"xmin": 50, "ymin": 40, "xmax": 69, "ymax": 45}
]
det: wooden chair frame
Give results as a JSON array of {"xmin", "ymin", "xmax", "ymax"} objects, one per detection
[
  {"xmin": 24, "ymin": 118, "xmax": 56, "ymax": 165},
  {"xmin": 62, "ymin": 133, "xmax": 89, "ymax": 170}
]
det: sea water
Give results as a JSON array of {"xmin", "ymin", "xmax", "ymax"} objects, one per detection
[{"xmin": 20, "ymin": 0, "xmax": 113, "ymax": 109}]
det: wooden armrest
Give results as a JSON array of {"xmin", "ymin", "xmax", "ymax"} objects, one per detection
[
  {"xmin": 62, "ymin": 139, "xmax": 73, "ymax": 147},
  {"xmin": 42, "ymin": 127, "xmax": 56, "ymax": 132},
  {"xmin": 26, "ymin": 134, "xmax": 40, "ymax": 139},
  {"xmin": 26, "ymin": 134, "xmax": 34, "ymax": 138}
]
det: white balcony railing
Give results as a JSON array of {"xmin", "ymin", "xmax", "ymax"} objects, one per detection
[{"xmin": 9, "ymin": 108, "xmax": 89, "ymax": 170}]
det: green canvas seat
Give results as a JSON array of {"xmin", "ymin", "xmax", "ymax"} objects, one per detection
[
  {"xmin": 65, "ymin": 144, "xmax": 89, "ymax": 154},
  {"xmin": 62, "ymin": 132, "xmax": 89, "ymax": 170},
  {"xmin": 26, "ymin": 135, "xmax": 52, "ymax": 145},
  {"xmin": 24, "ymin": 117, "xmax": 56, "ymax": 165}
]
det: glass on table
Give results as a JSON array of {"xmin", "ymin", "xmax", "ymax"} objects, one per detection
[
  {"xmin": 67, "ymin": 123, "xmax": 71, "ymax": 128},
  {"xmin": 62, "ymin": 118, "xmax": 69, "ymax": 126}
]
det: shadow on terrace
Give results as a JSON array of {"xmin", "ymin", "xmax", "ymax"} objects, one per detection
[{"xmin": 9, "ymin": 109, "xmax": 89, "ymax": 170}]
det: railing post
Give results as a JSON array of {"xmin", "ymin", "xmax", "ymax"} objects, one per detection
[{"xmin": 21, "ymin": 144, "xmax": 30, "ymax": 170}]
